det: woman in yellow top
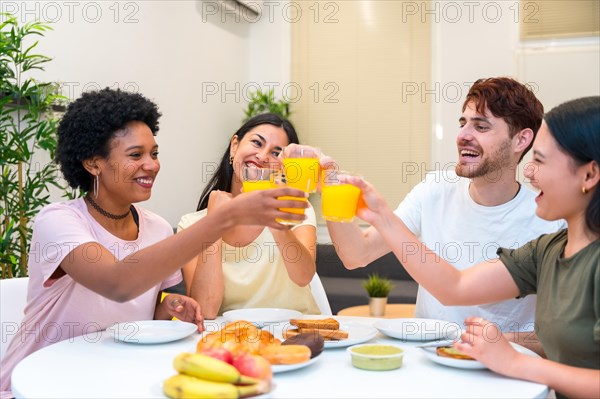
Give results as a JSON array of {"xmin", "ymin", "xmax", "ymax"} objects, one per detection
[{"xmin": 178, "ymin": 113, "xmax": 320, "ymax": 318}]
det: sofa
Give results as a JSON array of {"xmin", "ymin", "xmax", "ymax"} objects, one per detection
[{"xmin": 316, "ymin": 244, "xmax": 418, "ymax": 314}]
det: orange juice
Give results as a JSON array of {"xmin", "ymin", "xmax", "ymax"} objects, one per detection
[
  {"xmin": 242, "ymin": 180, "xmax": 274, "ymax": 192},
  {"xmin": 283, "ymin": 158, "xmax": 319, "ymax": 193},
  {"xmin": 322, "ymin": 183, "xmax": 361, "ymax": 222},
  {"xmin": 277, "ymin": 196, "xmax": 307, "ymax": 225}
]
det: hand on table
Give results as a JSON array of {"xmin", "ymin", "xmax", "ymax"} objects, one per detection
[
  {"xmin": 455, "ymin": 317, "xmax": 522, "ymax": 376},
  {"xmin": 163, "ymin": 293, "xmax": 204, "ymax": 332}
]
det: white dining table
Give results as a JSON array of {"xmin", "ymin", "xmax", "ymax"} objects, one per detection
[{"xmin": 11, "ymin": 316, "xmax": 549, "ymax": 398}]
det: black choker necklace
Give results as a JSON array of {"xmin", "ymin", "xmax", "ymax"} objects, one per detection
[{"xmin": 85, "ymin": 195, "xmax": 132, "ymax": 220}]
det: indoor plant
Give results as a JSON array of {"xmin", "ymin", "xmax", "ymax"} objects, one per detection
[
  {"xmin": 243, "ymin": 88, "xmax": 290, "ymax": 122},
  {"xmin": 0, "ymin": 14, "xmax": 67, "ymax": 278},
  {"xmin": 362, "ymin": 273, "xmax": 394, "ymax": 316}
]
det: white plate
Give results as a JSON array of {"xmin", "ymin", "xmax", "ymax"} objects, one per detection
[
  {"xmin": 222, "ymin": 308, "xmax": 303, "ymax": 328},
  {"xmin": 374, "ymin": 318, "xmax": 461, "ymax": 342},
  {"xmin": 421, "ymin": 346, "xmax": 486, "ymax": 369},
  {"xmin": 272, "ymin": 354, "xmax": 321, "ymax": 373},
  {"xmin": 324, "ymin": 322, "xmax": 378, "ymax": 348},
  {"xmin": 107, "ymin": 320, "xmax": 197, "ymax": 344},
  {"xmin": 421, "ymin": 343, "xmax": 538, "ymax": 370},
  {"xmin": 271, "ymin": 321, "xmax": 378, "ymax": 349}
]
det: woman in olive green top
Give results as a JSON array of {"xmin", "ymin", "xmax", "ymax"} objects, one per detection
[{"xmin": 335, "ymin": 97, "xmax": 599, "ymax": 398}]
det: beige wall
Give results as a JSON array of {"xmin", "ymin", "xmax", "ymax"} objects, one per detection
[
  {"xmin": 430, "ymin": 0, "xmax": 600, "ymax": 177},
  {"xmin": 9, "ymin": 0, "xmax": 292, "ymax": 226},
  {"xmin": 7, "ymin": 0, "xmax": 599, "ymax": 229},
  {"xmin": 290, "ymin": 1, "xmax": 431, "ymax": 222}
]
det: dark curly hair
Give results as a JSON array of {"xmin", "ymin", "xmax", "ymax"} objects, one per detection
[
  {"xmin": 55, "ymin": 88, "xmax": 161, "ymax": 192},
  {"xmin": 463, "ymin": 77, "xmax": 544, "ymax": 161}
]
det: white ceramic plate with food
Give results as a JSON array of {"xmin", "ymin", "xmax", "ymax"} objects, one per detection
[
  {"xmin": 420, "ymin": 346, "xmax": 486, "ymax": 369},
  {"xmin": 222, "ymin": 308, "xmax": 303, "ymax": 328},
  {"xmin": 271, "ymin": 320, "xmax": 378, "ymax": 349},
  {"xmin": 272, "ymin": 354, "xmax": 322, "ymax": 373},
  {"xmin": 374, "ymin": 318, "xmax": 462, "ymax": 342},
  {"xmin": 420, "ymin": 343, "xmax": 538, "ymax": 370},
  {"xmin": 323, "ymin": 322, "xmax": 378, "ymax": 348},
  {"xmin": 107, "ymin": 320, "xmax": 197, "ymax": 344}
]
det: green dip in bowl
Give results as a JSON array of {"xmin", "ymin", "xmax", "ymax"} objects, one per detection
[{"xmin": 347, "ymin": 344, "xmax": 404, "ymax": 371}]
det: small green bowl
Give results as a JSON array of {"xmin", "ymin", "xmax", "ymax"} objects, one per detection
[{"xmin": 347, "ymin": 344, "xmax": 404, "ymax": 371}]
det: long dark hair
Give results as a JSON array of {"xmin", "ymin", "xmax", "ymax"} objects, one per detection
[
  {"xmin": 545, "ymin": 96, "xmax": 600, "ymax": 235},
  {"xmin": 197, "ymin": 113, "xmax": 299, "ymax": 211}
]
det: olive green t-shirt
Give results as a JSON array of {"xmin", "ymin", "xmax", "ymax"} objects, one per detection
[{"xmin": 497, "ymin": 229, "xmax": 600, "ymax": 371}]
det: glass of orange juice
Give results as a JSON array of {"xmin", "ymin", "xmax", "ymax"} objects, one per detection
[
  {"xmin": 242, "ymin": 167, "xmax": 306, "ymax": 226},
  {"xmin": 242, "ymin": 166, "xmax": 277, "ymax": 192},
  {"xmin": 273, "ymin": 171, "xmax": 307, "ymax": 226},
  {"xmin": 281, "ymin": 145, "xmax": 321, "ymax": 193},
  {"xmin": 321, "ymin": 170, "xmax": 361, "ymax": 223}
]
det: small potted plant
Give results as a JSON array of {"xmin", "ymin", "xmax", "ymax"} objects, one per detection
[{"xmin": 362, "ymin": 273, "xmax": 394, "ymax": 316}]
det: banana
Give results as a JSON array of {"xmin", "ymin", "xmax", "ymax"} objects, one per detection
[
  {"xmin": 173, "ymin": 352, "xmax": 259, "ymax": 385},
  {"xmin": 163, "ymin": 374, "xmax": 266, "ymax": 399}
]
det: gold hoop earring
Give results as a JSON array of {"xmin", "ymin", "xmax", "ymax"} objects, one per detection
[
  {"xmin": 93, "ymin": 173, "xmax": 99, "ymax": 198},
  {"xmin": 582, "ymin": 186, "xmax": 588, "ymax": 194}
]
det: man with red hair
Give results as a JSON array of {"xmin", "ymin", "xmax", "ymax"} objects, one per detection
[{"xmin": 328, "ymin": 77, "xmax": 565, "ymax": 354}]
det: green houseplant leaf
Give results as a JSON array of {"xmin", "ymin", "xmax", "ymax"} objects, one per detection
[
  {"xmin": 242, "ymin": 88, "xmax": 290, "ymax": 122},
  {"xmin": 0, "ymin": 13, "xmax": 69, "ymax": 279},
  {"xmin": 362, "ymin": 273, "xmax": 394, "ymax": 298}
]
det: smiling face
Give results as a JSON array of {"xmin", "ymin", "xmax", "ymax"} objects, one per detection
[
  {"xmin": 525, "ymin": 122, "xmax": 589, "ymax": 223},
  {"xmin": 455, "ymin": 102, "xmax": 517, "ymax": 180},
  {"xmin": 229, "ymin": 124, "xmax": 289, "ymax": 186},
  {"xmin": 93, "ymin": 121, "xmax": 160, "ymax": 205}
]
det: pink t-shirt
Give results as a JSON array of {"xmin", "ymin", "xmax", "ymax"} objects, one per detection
[{"xmin": 0, "ymin": 198, "xmax": 181, "ymax": 395}]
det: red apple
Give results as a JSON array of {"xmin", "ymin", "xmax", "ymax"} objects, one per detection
[
  {"xmin": 232, "ymin": 353, "xmax": 272, "ymax": 381},
  {"xmin": 200, "ymin": 347, "xmax": 233, "ymax": 364}
]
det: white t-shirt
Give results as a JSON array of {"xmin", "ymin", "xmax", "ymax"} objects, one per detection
[
  {"xmin": 178, "ymin": 203, "xmax": 320, "ymax": 315},
  {"xmin": 0, "ymin": 198, "xmax": 181, "ymax": 395},
  {"xmin": 394, "ymin": 171, "xmax": 565, "ymax": 332}
]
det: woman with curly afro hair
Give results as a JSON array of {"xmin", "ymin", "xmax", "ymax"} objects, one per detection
[{"xmin": 0, "ymin": 88, "xmax": 308, "ymax": 396}]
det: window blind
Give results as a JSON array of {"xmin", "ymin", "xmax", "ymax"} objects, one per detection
[{"xmin": 520, "ymin": 0, "xmax": 600, "ymax": 40}]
